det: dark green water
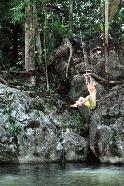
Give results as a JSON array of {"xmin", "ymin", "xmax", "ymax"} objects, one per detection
[{"xmin": 0, "ymin": 163, "xmax": 124, "ymax": 186}]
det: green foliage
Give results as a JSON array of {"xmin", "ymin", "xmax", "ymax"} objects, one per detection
[
  {"xmin": 73, "ymin": 112, "xmax": 82, "ymax": 130},
  {"xmin": 10, "ymin": 0, "xmax": 26, "ymax": 24},
  {"xmin": 109, "ymin": 5, "xmax": 124, "ymax": 45},
  {"xmin": 9, "ymin": 123, "xmax": 22, "ymax": 137},
  {"xmin": 0, "ymin": 0, "xmax": 124, "ymax": 70},
  {"xmin": 4, "ymin": 105, "xmax": 22, "ymax": 137},
  {"xmin": 72, "ymin": 0, "xmax": 104, "ymax": 39}
]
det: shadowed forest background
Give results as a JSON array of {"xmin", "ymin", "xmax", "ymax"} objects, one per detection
[{"xmin": 0, "ymin": 0, "xmax": 124, "ymax": 85}]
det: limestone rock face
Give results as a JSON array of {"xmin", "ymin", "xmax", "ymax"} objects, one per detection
[
  {"xmin": 0, "ymin": 46, "xmax": 124, "ymax": 164},
  {"xmin": 0, "ymin": 83, "xmax": 88, "ymax": 163},
  {"xmin": 68, "ymin": 47, "xmax": 124, "ymax": 164},
  {"xmin": 90, "ymin": 85, "xmax": 124, "ymax": 163},
  {"xmin": 106, "ymin": 50, "xmax": 124, "ymax": 80}
]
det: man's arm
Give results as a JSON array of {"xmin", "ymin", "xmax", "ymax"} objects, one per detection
[
  {"xmin": 77, "ymin": 95, "xmax": 91, "ymax": 106},
  {"xmin": 70, "ymin": 95, "xmax": 91, "ymax": 107}
]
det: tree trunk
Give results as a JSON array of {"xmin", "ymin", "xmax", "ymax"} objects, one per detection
[
  {"xmin": 105, "ymin": 0, "xmax": 109, "ymax": 76},
  {"xmin": 105, "ymin": 0, "xmax": 109, "ymax": 46},
  {"xmin": 34, "ymin": 6, "xmax": 43, "ymax": 70},
  {"xmin": 25, "ymin": 2, "xmax": 35, "ymax": 72},
  {"xmin": 69, "ymin": 0, "xmax": 73, "ymax": 32},
  {"xmin": 109, "ymin": 0, "xmax": 121, "ymax": 22},
  {"xmin": 43, "ymin": 3, "xmax": 49, "ymax": 90}
]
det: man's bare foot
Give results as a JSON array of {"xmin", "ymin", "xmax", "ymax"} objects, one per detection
[{"xmin": 70, "ymin": 103, "xmax": 78, "ymax": 107}]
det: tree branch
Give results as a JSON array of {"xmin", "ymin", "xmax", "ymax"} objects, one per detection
[{"xmin": 92, "ymin": 73, "xmax": 124, "ymax": 85}]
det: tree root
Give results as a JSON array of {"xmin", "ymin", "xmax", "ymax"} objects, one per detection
[{"xmin": 0, "ymin": 76, "xmax": 9, "ymax": 85}]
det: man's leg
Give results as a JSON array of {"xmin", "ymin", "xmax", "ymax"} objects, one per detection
[
  {"xmin": 70, "ymin": 97, "xmax": 84, "ymax": 107},
  {"xmin": 70, "ymin": 102, "xmax": 78, "ymax": 107}
]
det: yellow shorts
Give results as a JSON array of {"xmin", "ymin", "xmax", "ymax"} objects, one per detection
[{"xmin": 84, "ymin": 98, "xmax": 96, "ymax": 110}]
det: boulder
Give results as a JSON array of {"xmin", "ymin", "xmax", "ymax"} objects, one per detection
[
  {"xmin": 0, "ymin": 83, "xmax": 88, "ymax": 163},
  {"xmin": 90, "ymin": 85, "xmax": 124, "ymax": 163}
]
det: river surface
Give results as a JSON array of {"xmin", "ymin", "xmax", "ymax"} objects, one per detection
[{"xmin": 0, "ymin": 163, "xmax": 124, "ymax": 186}]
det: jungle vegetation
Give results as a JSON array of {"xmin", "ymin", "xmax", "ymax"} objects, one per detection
[{"xmin": 0, "ymin": 0, "xmax": 123, "ymax": 88}]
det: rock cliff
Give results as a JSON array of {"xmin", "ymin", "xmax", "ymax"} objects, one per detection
[
  {"xmin": 69, "ymin": 49, "xmax": 124, "ymax": 164},
  {"xmin": 0, "ymin": 47, "xmax": 124, "ymax": 164},
  {"xmin": 0, "ymin": 83, "xmax": 88, "ymax": 163}
]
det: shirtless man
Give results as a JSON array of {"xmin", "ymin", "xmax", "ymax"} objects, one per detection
[{"xmin": 70, "ymin": 73, "xmax": 96, "ymax": 110}]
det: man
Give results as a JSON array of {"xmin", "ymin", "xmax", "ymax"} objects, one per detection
[{"xmin": 70, "ymin": 73, "xmax": 96, "ymax": 110}]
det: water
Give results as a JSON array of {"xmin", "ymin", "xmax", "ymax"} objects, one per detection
[{"xmin": 0, "ymin": 163, "xmax": 124, "ymax": 186}]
